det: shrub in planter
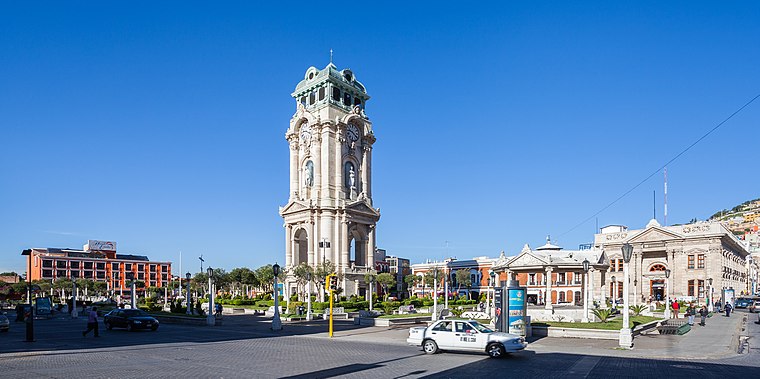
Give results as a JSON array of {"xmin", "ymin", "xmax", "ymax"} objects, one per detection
[{"xmin": 287, "ymin": 301, "xmax": 304, "ymax": 313}]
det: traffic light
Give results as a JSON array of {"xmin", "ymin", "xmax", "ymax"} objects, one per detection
[{"xmin": 329, "ymin": 275, "xmax": 338, "ymax": 291}]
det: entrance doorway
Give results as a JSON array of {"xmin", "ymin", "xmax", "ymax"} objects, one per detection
[{"xmin": 651, "ymin": 280, "xmax": 664, "ymax": 302}]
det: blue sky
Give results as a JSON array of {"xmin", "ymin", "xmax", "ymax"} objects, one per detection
[{"xmin": 1, "ymin": 2, "xmax": 759, "ymax": 275}]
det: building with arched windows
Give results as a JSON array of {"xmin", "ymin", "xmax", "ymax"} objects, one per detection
[
  {"xmin": 280, "ymin": 62, "xmax": 380, "ymax": 298},
  {"xmin": 595, "ymin": 219, "xmax": 754, "ymax": 304}
]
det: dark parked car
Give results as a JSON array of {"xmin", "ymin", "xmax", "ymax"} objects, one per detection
[
  {"xmin": 104, "ymin": 309, "xmax": 159, "ymax": 331},
  {"xmin": 0, "ymin": 313, "xmax": 9, "ymax": 332}
]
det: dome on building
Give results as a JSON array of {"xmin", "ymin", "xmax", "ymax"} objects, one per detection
[{"xmin": 536, "ymin": 235, "xmax": 562, "ymax": 251}]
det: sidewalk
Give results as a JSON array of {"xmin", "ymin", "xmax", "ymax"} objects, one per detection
[{"xmin": 527, "ymin": 311, "xmax": 745, "ymax": 360}]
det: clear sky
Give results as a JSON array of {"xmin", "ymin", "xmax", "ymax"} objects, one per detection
[{"xmin": 1, "ymin": 1, "xmax": 759, "ymax": 275}]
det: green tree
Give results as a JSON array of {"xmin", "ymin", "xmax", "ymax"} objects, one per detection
[
  {"xmin": 92, "ymin": 281, "xmax": 107, "ymax": 296},
  {"xmin": 404, "ymin": 274, "xmax": 419, "ymax": 298},
  {"xmin": 455, "ymin": 270, "xmax": 472, "ymax": 300},
  {"xmin": 293, "ymin": 263, "xmax": 314, "ymax": 301},
  {"xmin": 255, "ymin": 265, "xmax": 275, "ymax": 293},
  {"xmin": 376, "ymin": 273, "xmax": 396, "ymax": 301},
  {"xmin": 423, "ymin": 271, "xmax": 436, "ymax": 297}
]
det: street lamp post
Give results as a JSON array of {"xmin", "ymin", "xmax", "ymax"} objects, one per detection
[
  {"xmin": 185, "ymin": 272, "xmax": 192, "ymax": 315},
  {"xmin": 207, "ymin": 267, "xmax": 215, "ymax": 326},
  {"xmin": 306, "ymin": 272, "xmax": 312, "ymax": 321},
  {"xmin": 21, "ymin": 249, "xmax": 34, "ymax": 342},
  {"xmin": 444, "ymin": 267, "xmax": 449, "ymax": 310},
  {"xmin": 72, "ymin": 280, "xmax": 79, "ymax": 318},
  {"xmin": 619, "ymin": 243, "xmax": 633, "ymax": 349},
  {"xmin": 611, "ymin": 275, "xmax": 616, "ymax": 306},
  {"xmin": 489, "ymin": 270, "xmax": 496, "ymax": 317},
  {"xmin": 272, "ymin": 263, "xmax": 282, "ymax": 331},
  {"xmin": 707, "ymin": 278, "xmax": 714, "ymax": 312},
  {"xmin": 432, "ymin": 266, "xmax": 439, "ymax": 321},
  {"xmin": 582, "ymin": 259, "xmax": 590, "ymax": 323},
  {"xmin": 129, "ymin": 273, "xmax": 137, "ymax": 310},
  {"xmin": 369, "ymin": 274, "xmax": 375, "ymax": 312},
  {"xmin": 664, "ymin": 269, "xmax": 672, "ymax": 319}
]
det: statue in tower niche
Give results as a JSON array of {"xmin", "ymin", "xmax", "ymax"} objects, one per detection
[{"xmin": 304, "ymin": 160, "xmax": 314, "ymax": 187}]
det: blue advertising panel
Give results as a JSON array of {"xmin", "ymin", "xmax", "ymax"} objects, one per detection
[{"xmin": 507, "ymin": 288, "xmax": 527, "ymax": 336}]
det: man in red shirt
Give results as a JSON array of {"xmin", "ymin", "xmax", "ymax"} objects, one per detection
[{"xmin": 672, "ymin": 300, "xmax": 680, "ymax": 319}]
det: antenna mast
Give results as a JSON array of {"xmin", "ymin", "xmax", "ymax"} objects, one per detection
[{"xmin": 664, "ymin": 167, "xmax": 668, "ymax": 226}]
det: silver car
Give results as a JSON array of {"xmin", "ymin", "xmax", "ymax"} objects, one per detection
[{"xmin": 407, "ymin": 319, "xmax": 527, "ymax": 358}]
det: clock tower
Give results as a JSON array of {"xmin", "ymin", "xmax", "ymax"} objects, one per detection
[{"xmin": 279, "ymin": 62, "xmax": 380, "ymax": 299}]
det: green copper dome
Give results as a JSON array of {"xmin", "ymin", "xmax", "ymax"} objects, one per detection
[{"xmin": 292, "ymin": 63, "xmax": 370, "ymax": 111}]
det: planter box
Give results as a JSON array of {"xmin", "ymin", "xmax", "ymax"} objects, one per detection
[
  {"xmin": 531, "ymin": 326, "xmax": 619, "ymax": 340},
  {"xmin": 354, "ymin": 316, "xmax": 430, "ymax": 327},
  {"xmin": 152, "ymin": 314, "xmax": 223, "ymax": 326}
]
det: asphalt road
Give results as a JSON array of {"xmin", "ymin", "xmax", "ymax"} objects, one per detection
[{"xmin": 0, "ymin": 310, "xmax": 758, "ymax": 378}]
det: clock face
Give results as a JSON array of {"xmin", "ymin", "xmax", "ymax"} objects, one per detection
[
  {"xmin": 347, "ymin": 124, "xmax": 360, "ymax": 141},
  {"xmin": 299, "ymin": 125, "xmax": 312, "ymax": 141}
]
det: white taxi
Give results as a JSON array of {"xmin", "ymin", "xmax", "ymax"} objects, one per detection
[{"xmin": 407, "ymin": 319, "xmax": 527, "ymax": 358}]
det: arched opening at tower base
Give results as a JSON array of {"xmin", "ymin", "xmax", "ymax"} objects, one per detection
[{"xmin": 294, "ymin": 229, "xmax": 308, "ymax": 265}]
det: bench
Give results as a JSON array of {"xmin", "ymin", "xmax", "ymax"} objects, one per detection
[
  {"xmin": 657, "ymin": 319, "xmax": 691, "ymax": 335},
  {"xmin": 323, "ymin": 307, "xmax": 348, "ymax": 320}
]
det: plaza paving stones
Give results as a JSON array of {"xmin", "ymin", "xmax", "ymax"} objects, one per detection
[{"xmin": 0, "ymin": 310, "xmax": 758, "ymax": 378}]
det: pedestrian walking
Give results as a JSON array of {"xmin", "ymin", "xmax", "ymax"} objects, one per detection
[
  {"xmin": 715, "ymin": 300, "xmax": 722, "ymax": 312},
  {"xmin": 672, "ymin": 300, "xmax": 680, "ymax": 319},
  {"xmin": 725, "ymin": 302, "xmax": 732, "ymax": 317},
  {"xmin": 82, "ymin": 307, "xmax": 99, "ymax": 337},
  {"xmin": 686, "ymin": 304, "xmax": 696, "ymax": 326},
  {"xmin": 698, "ymin": 305, "xmax": 708, "ymax": 326}
]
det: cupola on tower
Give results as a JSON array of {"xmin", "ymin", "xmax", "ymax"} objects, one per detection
[{"xmin": 279, "ymin": 62, "xmax": 381, "ymax": 298}]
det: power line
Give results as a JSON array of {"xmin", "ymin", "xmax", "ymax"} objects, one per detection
[{"xmin": 559, "ymin": 92, "xmax": 760, "ymax": 238}]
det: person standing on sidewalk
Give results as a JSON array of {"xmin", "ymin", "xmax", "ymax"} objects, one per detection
[
  {"xmin": 698, "ymin": 305, "xmax": 708, "ymax": 326},
  {"xmin": 672, "ymin": 300, "xmax": 680, "ymax": 319},
  {"xmin": 725, "ymin": 302, "xmax": 732, "ymax": 317},
  {"xmin": 82, "ymin": 306, "xmax": 99, "ymax": 337},
  {"xmin": 686, "ymin": 304, "xmax": 696, "ymax": 326}
]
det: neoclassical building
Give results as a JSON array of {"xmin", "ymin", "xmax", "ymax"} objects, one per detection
[
  {"xmin": 493, "ymin": 239, "xmax": 609, "ymax": 308},
  {"xmin": 279, "ymin": 62, "xmax": 380, "ymax": 297},
  {"xmin": 596, "ymin": 219, "xmax": 752, "ymax": 305}
]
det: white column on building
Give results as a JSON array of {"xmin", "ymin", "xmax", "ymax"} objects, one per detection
[
  {"xmin": 360, "ymin": 145, "xmax": 369, "ymax": 197},
  {"xmin": 544, "ymin": 267, "xmax": 553, "ymax": 310},
  {"xmin": 307, "ymin": 221, "xmax": 315, "ymax": 266},
  {"xmin": 367, "ymin": 225, "xmax": 376, "ymax": 269},
  {"xmin": 313, "ymin": 128, "xmax": 322, "ymax": 198},
  {"xmin": 335, "ymin": 127, "xmax": 344, "ymax": 200},
  {"xmin": 285, "ymin": 225, "xmax": 293, "ymax": 267},
  {"xmin": 289, "ymin": 141, "xmax": 298, "ymax": 199},
  {"xmin": 341, "ymin": 218, "xmax": 349, "ymax": 270}
]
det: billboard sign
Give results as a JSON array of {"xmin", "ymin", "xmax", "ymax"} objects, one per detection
[
  {"xmin": 87, "ymin": 240, "xmax": 117, "ymax": 251},
  {"xmin": 507, "ymin": 288, "xmax": 527, "ymax": 336}
]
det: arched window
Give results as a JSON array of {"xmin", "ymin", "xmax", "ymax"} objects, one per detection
[{"xmin": 650, "ymin": 264, "xmax": 666, "ymax": 272}]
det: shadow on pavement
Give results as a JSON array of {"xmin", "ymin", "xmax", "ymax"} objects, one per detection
[{"xmin": 0, "ymin": 311, "xmax": 378, "ymax": 355}]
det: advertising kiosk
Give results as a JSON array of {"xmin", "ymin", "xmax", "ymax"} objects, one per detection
[{"xmin": 494, "ymin": 281, "xmax": 527, "ymax": 337}]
